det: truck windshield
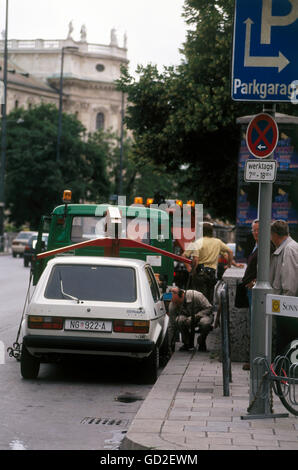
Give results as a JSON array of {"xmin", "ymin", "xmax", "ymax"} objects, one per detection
[
  {"xmin": 44, "ymin": 264, "xmax": 137, "ymax": 302},
  {"xmin": 71, "ymin": 216, "xmax": 150, "ymax": 244}
]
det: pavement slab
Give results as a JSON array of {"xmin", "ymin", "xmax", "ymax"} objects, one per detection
[{"xmin": 121, "ymin": 329, "xmax": 298, "ymax": 451}]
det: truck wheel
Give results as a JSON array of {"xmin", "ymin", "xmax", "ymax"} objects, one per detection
[
  {"xmin": 20, "ymin": 344, "xmax": 40, "ymax": 379},
  {"xmin": 142, "ymin": 345, "xmax": 159, "ymax": 384}
]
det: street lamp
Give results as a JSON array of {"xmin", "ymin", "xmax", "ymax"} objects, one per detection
[
  {"xmin": 118, "ymin": 91, "xmax": 124, "ymax": 195},
  {"xmin": 56, "ymin": 46, "xmax": 79, "ymax": 162},
  {"xmin": 0, "ymin": 0, "xmax": 9, "ymax": 252}
]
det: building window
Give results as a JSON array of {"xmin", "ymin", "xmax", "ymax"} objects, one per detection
[
  {"xmin": 96, "ymin": 63, "xmax": 105, "ymax": 72},
  {"xmin": 96, "ymin": 112, "xmax": 105, "ymax": 130}
]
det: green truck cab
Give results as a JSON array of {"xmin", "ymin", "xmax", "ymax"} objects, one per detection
[{"xmin": 33, "ymin": 193, "xmax": 175, "ymax": 288}]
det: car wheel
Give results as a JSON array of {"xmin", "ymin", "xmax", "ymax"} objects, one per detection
[
  {"xmin": 20, "ymin": 344, "xmax": 40, "ymax": 379},
  {"xmin": 159, "ymin": 330, "xmax": 171, "ymax": 367},
  {"xmin": 142, "ymin": 345, "xmax": 159, "ymax": 384}
]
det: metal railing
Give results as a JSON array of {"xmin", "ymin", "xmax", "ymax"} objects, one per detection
[
  {"xmin": 0, "ymin": 39, "xmax": 127, "ymax": 58},
  {"xmin": 219, "ymin": 282, "xmax": 232, "ymax": 396}
]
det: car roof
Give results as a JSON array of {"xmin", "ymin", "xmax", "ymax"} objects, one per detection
[
  {"xmin": 46, "ymin": 256, "xmax": 148, "ymax": 269},
  {"xmin": 16, "ymin": 231, "xmax": 37, "ymax": 237},
  {"xmin": 52, "ymin": 204, "xmax": 169, "ymax": 221}
]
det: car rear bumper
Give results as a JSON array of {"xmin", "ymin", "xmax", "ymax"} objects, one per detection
[
  {"xmin": 12, "ymin": 246, "xmax": 25, "ymax": 253},
  {"xmin": 23, "ymin": 334, "xmax": 155, "ymax": 355}
]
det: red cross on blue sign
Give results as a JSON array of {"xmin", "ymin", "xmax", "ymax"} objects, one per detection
[{"xmin": 246, "ymin": 113, "xmax": 279, "ymax": 158}]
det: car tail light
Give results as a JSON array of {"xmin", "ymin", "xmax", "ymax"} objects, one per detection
[
  {"xmin": 113, "ymin": 320, "xmax": 149, "ymax": 334},
  {"xmin": 28, "ymin": 315, "xmax": 63, "ymax": 330}
]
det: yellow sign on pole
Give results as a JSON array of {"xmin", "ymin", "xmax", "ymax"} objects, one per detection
[{"xmin": 266, "ymin": 294, "xmax": 298, "ymax": 318}]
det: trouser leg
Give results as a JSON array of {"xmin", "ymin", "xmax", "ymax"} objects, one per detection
[
  {"xmin": 176, "ymin": 315, "xmax": 192, "ymax": 347},
  {"xmin": 168, "ymin": 308, "xmax": 178, "ymax": 353},
  {"xmin": 196, "ymin": 315, "xmax": 213, "ymax": 351},
  {"xmin": 191, "ymin": 271, "xmax": 215, "ymax": 304}
]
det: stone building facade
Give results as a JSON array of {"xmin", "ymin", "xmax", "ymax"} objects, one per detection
[{"xmin": 0, "ymin": 25, "xmax": 128, "ymax": 135}]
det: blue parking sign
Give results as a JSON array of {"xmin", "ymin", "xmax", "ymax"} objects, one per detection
[{"xmin": 232, "ymin": 0, "xmax": 298, "ymax": 102}]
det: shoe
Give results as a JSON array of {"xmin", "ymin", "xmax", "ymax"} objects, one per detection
[
  {"xmin": 197, "ymin": 334, "xmax": 207, "ymax": 352},
  {"xmin": 242, "ymin": 363, "xmax": 250, "ymax": 370},
  {"xmin": 179, "ymin": 344, "xmax": 191, "ymax": 351},
  {"xmin": 198, "ymin": 343, "xmax": 207, "ymax": 352}
]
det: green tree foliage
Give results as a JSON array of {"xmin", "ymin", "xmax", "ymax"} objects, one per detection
[
  {"xmin": 117, "ymin": 0, "xmax": 265, "ymax": 220},
  {"xmin": 84, "ymin": 129, "xmax": 114, "ymax": 203},
  {"xmin": 105, "ymin": 130, "xmax": 189, "ymax": 204},
  {"xmin": 4, "ymin": 104, "xmax": 111, "ymax": 228}
]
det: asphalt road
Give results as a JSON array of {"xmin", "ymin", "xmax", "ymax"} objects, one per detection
[{"xmin": 0, "ymin": 255, "xmax": 153, "ymax": 450}]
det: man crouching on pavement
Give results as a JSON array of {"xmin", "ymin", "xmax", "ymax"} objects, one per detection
[{"xmin": 169, "ymin": 287, "xmax": 213, "ymax": 352}]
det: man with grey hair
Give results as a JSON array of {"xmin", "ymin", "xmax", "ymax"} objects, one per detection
[
  {"xmin": 270, "ymin": 219, "xmax": 298, "ymax": 353},
  {"xmin": 270, "ymin": 220, "xmax": 298, "ymax": 296}
]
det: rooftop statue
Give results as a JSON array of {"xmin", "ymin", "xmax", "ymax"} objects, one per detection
[
  {"xmin": 80, "ymin": 24, "xmax": 87, "ymax": 42},
  {"xmin": 67, "ymin": 21, "xmax": 74, "ymax": 39},
  {"xmin": 110, "ymin": 28, "xmax": 118, "ymax": 46}
]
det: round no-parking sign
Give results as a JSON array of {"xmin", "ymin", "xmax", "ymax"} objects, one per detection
[{"xmin": 246, "ymin": 113, "xmax": 279, "ymax": 159}]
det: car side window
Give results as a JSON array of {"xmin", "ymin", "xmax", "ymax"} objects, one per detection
[{"xmin": 145, "ymin": 267, "xmax": 160, "ymax": 302}]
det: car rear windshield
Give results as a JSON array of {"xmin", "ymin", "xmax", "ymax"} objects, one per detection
[
  {"xmin": 44, "ymin": 264, "xmax": 137, "ymax": 302},
  {"xmin": 17, "ymin": 232, "xmax": 34, "ymax": 240}
]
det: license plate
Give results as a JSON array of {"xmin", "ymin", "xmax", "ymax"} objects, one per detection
[{"xmin": 64, "ymin": 319, "xmax": 112, "ymax": 332}]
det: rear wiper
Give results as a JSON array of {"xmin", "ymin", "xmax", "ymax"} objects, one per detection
[{"xmin": 60, "ymin": 278, "xmax": 80, "ymax": 304}]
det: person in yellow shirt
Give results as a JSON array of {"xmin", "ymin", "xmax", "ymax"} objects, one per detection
[{"xmin": 183, "ymin": 222, "xmax": 234, "ymax": 302}]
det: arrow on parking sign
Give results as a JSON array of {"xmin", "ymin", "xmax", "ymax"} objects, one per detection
[{"xmin": 244, "ymin": 18, "xmax": 289, "ymax": 72}]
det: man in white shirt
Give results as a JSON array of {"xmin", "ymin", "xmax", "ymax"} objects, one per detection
[
  {"xmin": 270, "ymin": 220, "xmax": 298, "ymax": 296},
  {"xmin": 270, "ymin": 220, "xmax": 298, "ymax": 353}
]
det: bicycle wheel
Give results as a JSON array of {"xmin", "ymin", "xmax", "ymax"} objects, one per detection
[{"xmin": 274, "ymin": 340, "xmax": 298, "ymax": 416}]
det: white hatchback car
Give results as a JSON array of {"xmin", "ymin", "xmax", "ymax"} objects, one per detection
[{"xmin": 20, "ymin": 256, "xmax": 169, "ymax": 383}]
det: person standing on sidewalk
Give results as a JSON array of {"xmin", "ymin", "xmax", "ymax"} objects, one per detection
[
  {"xmin": 270, "ymin": 219, "xmax": 298, "ymax": 354},
  {"xmin": 169, "ymin": 287, "xmax": 213, "ymax": 352},
  {"xmin": 241, "ymin": 219, "xmax": 259, "ymax": 309},
  {"xmin": 238, "ymin": 219, "xmax": 259, "ymax": 371},
  {"xmin": 182, "ymin": 222, "xmax": 234, "ymax": 303}
]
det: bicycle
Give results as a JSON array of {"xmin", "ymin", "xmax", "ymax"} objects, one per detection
[{"xmin": 269, "ymin": 339, "xmax": 298, "ymax": 416}]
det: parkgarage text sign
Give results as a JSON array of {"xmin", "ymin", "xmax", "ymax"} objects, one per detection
[{"xmin": 232, "ymin": 0, "xmax": 298, "ymax": 102}]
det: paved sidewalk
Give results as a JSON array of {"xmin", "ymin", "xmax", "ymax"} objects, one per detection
[{"xmin": 122, "ymin": 329, "xmax": 298, "ymax": 450}]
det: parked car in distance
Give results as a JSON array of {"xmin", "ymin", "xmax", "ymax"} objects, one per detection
[
  {"xmin": 20, "ymin": 256, "xmax": 169, "ymax": 383},
  {"xmin": 23, "ymin": 234, "xmax": 48, "ymax": 267},
  {"xmin": 11, "ymin": 231, "xmax": 38, "ymax": 257}
]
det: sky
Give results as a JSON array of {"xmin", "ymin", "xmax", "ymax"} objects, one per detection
[{"xmin": 0, "ymin": 0, "xmax": 187, "ymax": 75}]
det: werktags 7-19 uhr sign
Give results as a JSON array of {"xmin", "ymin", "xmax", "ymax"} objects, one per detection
[
  {"xmin": 244, "ymin": 113, "xmax": 278, "ymax": 182},
  {"xmin": 232, "ymin": 0, "xmax": 298, "ymax": 102}
]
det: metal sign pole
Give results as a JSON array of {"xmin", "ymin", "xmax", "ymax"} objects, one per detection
[
  {"xmin": 232, "ymin": 0, "xmax": 298, "ymax": 419},
  {"xmin": 247, "ymin": 105, "xmax": 275, "ymax": 417}
]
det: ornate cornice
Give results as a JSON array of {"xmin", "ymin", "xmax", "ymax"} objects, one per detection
[{"xmin": 48, "ymin": 76, "xmax": 117, "ymax": 92}]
